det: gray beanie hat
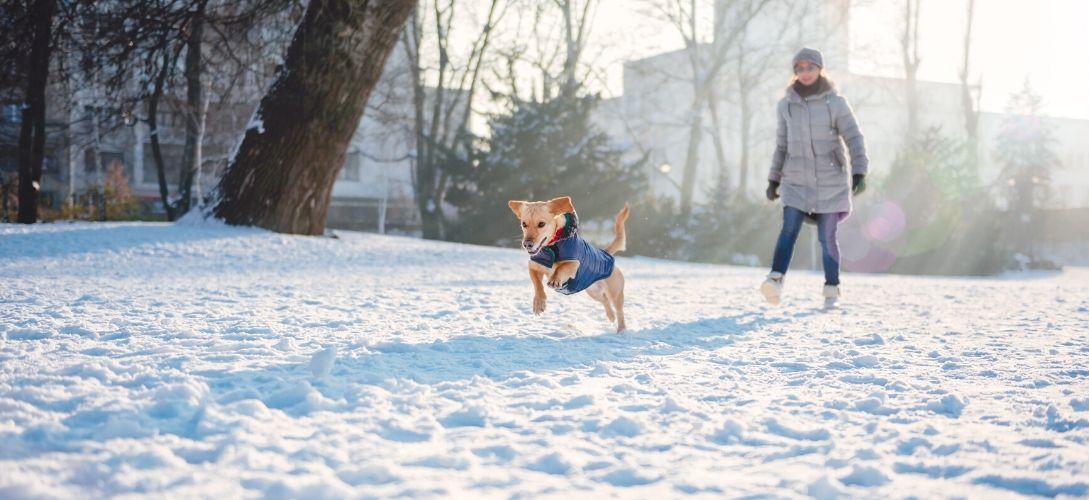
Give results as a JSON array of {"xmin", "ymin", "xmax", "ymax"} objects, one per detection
[{"xmin": 792, "ymin": 47, "xmax": 823, "ymax": 69}]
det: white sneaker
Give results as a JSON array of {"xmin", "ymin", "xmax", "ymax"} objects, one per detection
[
  {"xmin": 823, "ymin": 284, "xmax": 840, "ymax": 308},
  {"xmin": 761, "ymin": 272, "xmax": 784, "ymax": 305}
]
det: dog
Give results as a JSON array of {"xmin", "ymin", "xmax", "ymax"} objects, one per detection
[{"xmin": 508, "ymin": 196, "xmax": 630, "ymax": 332}]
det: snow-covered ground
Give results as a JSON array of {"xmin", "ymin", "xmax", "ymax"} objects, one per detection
[{"xmin": 2, "ymin": 221, "xmax": 1088, "ymax": 498}]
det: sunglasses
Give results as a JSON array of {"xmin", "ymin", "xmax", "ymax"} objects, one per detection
[{"xmin": 794, "ymin": 64, "xmax": 820, "ymax": 74}]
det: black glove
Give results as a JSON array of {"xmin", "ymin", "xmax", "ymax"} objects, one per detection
[
  {"xmin": 852, "ymin": 174, "xmax": 866, "ymax": 196},
  {"xmin": 766, "ymin": 180, "xmax": 780, "ymax": 201}
]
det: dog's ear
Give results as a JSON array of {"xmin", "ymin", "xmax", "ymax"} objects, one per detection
[
  {"xmin": 508, "ymin": 200, "xmax": 525, "ymax": 218},
  {"xmin": 546, "ymin": 196, "xmax": 574, "ymax": 215}
]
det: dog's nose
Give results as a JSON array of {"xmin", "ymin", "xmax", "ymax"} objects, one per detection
[{"xmin": 522, "ymin": 240, "xmax": 534, "ymax": 250}]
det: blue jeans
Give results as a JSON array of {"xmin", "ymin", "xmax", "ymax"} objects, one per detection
[{"xmin": 771, "ymin": 206, "xmax": 841, "ymax": 286}]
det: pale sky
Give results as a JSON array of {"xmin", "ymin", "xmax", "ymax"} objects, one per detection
[{"xmin": 585, "ymin": 0, "xmax": 1089, "ymax": 120}]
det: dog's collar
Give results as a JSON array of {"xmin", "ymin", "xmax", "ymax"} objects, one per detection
[
  {"xmin": 545, "ymin": 227, "xmax": 565, "ymax": 247},
  {"xmin": 544, "ymin": 212, "xmax": 578, "ymax": 246}
]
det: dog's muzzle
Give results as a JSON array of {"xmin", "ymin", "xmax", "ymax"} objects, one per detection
[{"xmin": 523, "ymin": 239, "xmax": 539, "ymax": 253}]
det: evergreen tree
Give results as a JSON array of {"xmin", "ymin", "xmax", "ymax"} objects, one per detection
[
  {"xmin": 864, "ymin": 127, "xmax": 1009, "ymax": 275},
  {"xmin": 994, "ymin": 80, "xmax": 1061, "ymax": 213},
  {"xmin": 688, "ymin": 173, "xmax": 777, "ymax": 265},
  {"xmin": 992, "ymin": 80, "xmax": 1062, "ymax": 264},
  {"xmin": 446, "ymin": 91, "xmax": 648, "ymax": 247}
]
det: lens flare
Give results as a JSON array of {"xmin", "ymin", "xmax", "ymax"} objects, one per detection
[{"xmin": 866, "ymin": 201, "xmax": 906, "ymax": 242}]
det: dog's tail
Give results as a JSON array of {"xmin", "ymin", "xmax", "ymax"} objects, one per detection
[{"xmin": 604, "ymin": 203, "xmax": 630, "ymax": 255}]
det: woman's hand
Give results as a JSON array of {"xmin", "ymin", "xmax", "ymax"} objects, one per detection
[
  {"xmin": 766, "ymin": 181, "xmax": 780, "ymax": 201},
  {"xmin": 851, "ymin": 174, "xmax": 866, "ymax": 196}
]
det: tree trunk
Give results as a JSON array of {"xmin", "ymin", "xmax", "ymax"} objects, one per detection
[
  {"xmin": 178, "ymin": 10, "xmax": 206, "ymax": 216},
  {"xmin": 959, "ymin": 0, "xmax": 979, "ymax": 155},
  {"xmin": 901, "ymin": 0, "xmax": 921, "ymax": 142},
  {"xmin": 738, "ymin": 92, "xmax": 752, "ymax": 198},
  {"xmin": 16, "ymin": 0, "xmax": 56, "ymax": 224},
  {"xmin": 148, "ymin": 47, "xmax": 176, "ymax": 221},
  {"xmin": 706, "ymin": 88, "xmax": 730, "ymax": 191},
  {"xmin": 404, "ymin": 8, "xmax": 442, "ymax": 239},
  {"xmin": 679, "ymin": 99, "xmax": 704, "ymax": 218},
  {"xmin": 213, "ymin": 0, "xmax": 417, "ymax": 235}
]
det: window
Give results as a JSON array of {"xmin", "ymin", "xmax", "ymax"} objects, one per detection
[
  {"xmin": 83, "ymin": 149, "xmax": 129, "ymax": 178},
  {"xmin": 3, "ymin": 104, "xmax": 21, "ymax": 124},
  {"xmin": 0, "ymin": 146, "xmax": 17, "ymax": 173},
  {"xmin": 338, "ymin": 151, "xmax": 361, "ymax": 182}
]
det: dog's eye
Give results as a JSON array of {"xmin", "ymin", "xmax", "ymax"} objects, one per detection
[
  {"xmin": 537, "ymin": 221, "xmax": 545, "ymax": 228},
  {"xmin": 521, "ymin": 221, "xmax": 527, "ymax": 228}
]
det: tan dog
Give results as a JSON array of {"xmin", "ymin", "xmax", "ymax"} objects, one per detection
[{"xmin": 508, "ymin": 196, "xmax": 630, "ymax": 332}]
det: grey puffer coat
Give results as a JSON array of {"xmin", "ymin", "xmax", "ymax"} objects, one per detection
[{"xmin": 768, "ymin": 84, "xmax": 868, "ymax": 215}]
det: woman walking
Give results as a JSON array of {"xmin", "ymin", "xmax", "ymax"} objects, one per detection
[{"xmin": 761, "ymin": 48, "xmax": 869, "ymax": 307}]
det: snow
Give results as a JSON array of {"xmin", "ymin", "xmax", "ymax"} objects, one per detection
[
  {"xmin": 2, "ymin": 221, "xmax": 1088, "ymax": 497},
  {"xmin": 309, "ymin": 345, "xmax": 336, "ymax": 378}
]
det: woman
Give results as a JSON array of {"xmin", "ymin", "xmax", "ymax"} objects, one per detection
[{"xmin": 761, "ymin": 47, "xmax": 869, "ymax": 307}]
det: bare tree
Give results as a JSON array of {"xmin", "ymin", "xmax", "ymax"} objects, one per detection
[
  {"xmin": 901, "ymin": 0, "xmax": 921, "ymax": 142},
  {"xmin": 176, "ymin": 2, "xmax": 209, "ymax": 217},
  {"xmin": 959, "ymin": 0, "xmax": 980, "ymax": 154},
  {"xmin": 648, "ymin": 0, "xmax": 771, "ymax": 216},
  {"xmin": 554, "ymin": 0, "xmax": 595, "ymax": 95},
  {"xmin": 10, "ymin": 0, "xmax": 58, "ymax": 223},
  {"xmin": 403, "ymin": 0, "xmax": 507, "ymax": 239},
  {"xmin": 487, "ymin": 0, "xmax": 603, "ymax": 103},
  {"xmin": 146, "ymin": 38, "xmax": 183, "ymax": 221},
  {"xmin": 212, "ymin": 0, "xmax": 417, "ymax": 235}
]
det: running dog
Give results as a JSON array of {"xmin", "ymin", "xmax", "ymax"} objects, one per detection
[{"xmin": 508, "ymin": 196, "xmax": 630, "ymax": 332}]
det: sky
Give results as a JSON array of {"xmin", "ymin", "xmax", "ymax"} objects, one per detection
[{"xmin": 586, "ymin": 0, "xmax": 1089, "ymax": 120}]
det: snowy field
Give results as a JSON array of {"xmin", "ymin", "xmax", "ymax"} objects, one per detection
[{"xmin": 2, "ymin": 221, "xmax": 1088, "ymax": 498}]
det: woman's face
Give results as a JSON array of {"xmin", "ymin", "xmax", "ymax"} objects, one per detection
[{"xmin": 794, "ymin": 62, "xmax": 820, "ymax": 86}]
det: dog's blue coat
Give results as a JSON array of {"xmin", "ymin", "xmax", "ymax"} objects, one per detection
[{"xmin": 530, "ymin": 212, "xmax": 615, "ymax": 295}]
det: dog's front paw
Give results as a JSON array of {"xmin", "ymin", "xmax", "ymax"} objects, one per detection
[{"xmin": 532, "ymin": 294, "xmax": 546, "ymax": 315}]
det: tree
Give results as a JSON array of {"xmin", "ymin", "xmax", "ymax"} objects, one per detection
[
  {"xmin": 994, "ymin": 81, "xmax": 1060, "ymax": 213},
  {"xmin": 9, "ymin": 0, "xmax": 58, "ymax": 223},
  {"xmin": 863, "ymin": 127, "xmax": 1007, "ymax": 276},
  {"xmin": 636, "ymin": 0, "xmax": 771, "ymax": 216},
  {"xmin": 402, "ymin": 0, "xmax": 507, "ymax": 239},
  {"xmin": 54, "ymin": 0, "xmax": 190, "ymax": 218},
  {"xmin": 901, "ymin": 0, "xmax": 921, "ymax": 143},
  {"xmin": 958, "ymin": 0, "xmax": 980, "ymax": 157},
  {"xmin": 176, "ymin": 2, "xmax": 209, "ymax": 217},
  {"xmin": 145, "ymin": 37, "xmax": 181, "ymax": 221},
  {"xmin": 50, "ymin": 0, "xmax": 298, "ymax": 222},
  {"xmin": 212, "ymin": 0, "xmax": 417, "ymax": 235},
  {"xmin": 688, "ymin": 171, "xmax": 777, "ymax": 264}
]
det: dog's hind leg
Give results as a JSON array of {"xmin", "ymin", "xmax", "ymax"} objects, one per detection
[
  {"xmin": 604, "ymin": 268, "xmax": 626, "ymax": 332},
  {"xmin": 587, "ymin": 283, "xmax": 616, "ymax": 323}
]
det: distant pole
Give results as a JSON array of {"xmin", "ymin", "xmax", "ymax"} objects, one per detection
[
  {"xmin": 67, "ymin": 100, "xmax": 77, "ymax": 206},
  {"xmin": 88, "ymin": 104, "xmax": 105, "ymax": 221},
  {"xmin": 377, "ymin": 174, "xmax": 388, "ymax": 235}
]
